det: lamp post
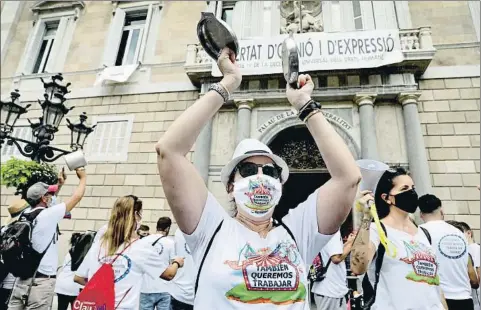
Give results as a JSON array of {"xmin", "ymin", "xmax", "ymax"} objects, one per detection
[{"xmin": 0, "ymin": 73, "xmax": 96, "ymax": 163}]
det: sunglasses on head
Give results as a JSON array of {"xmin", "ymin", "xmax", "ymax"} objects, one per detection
[
  {"xmin": 125, "ymin": 195, "xmax": 143, "ymax": 209},
  {"xmin": 235, "ymin": 162, "xmax": 282, "ymax": 180}
]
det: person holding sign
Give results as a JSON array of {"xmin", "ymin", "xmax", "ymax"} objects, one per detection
[
  {"xmin": 155, "ymin": 46, "xmax": 361, "ymax": 309},
  {"xmin": 350, "ymin": 169, "xmax": 446, "ymax": 310}
]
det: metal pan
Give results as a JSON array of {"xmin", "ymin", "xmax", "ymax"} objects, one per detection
[
  {"xmin": 197, "ymin": 12, "xmax": 239, "ymax": 60},
  {"xmin": 281, "ymin": 33, "xmax": 300, "ymax": 89}
]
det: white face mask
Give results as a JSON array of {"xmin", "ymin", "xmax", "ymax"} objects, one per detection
[{"xmin": 233, "ymin": 174, "xmax": 282, "ymax": 220}]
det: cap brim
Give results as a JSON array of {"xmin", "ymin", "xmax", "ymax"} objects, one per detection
[
  {"xmin": 47, "ymin": 184, "xmax": 58, "ymax": 193},
  {"xmin": 220, "ymin": 153, "xmax": 289, "ymax": 187}
]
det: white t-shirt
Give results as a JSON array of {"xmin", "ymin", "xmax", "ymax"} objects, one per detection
[
  {"xmin": 28, "ymin": 203, "xmax": 67, "ymax": 276},
  {"xmin": 469, "ymin": 243, "xmax": 481, "ymax": 310},
  {"xmin": 169, "ymin": 229, "xmax": 195, "ymax": 305},
  {"xmin": 184, "ymin": 190, "xmax": 332, "ymax": 309},
  {"xmin": 369, "ymin": 223, "xmax": 444, "ymax": 310},
  {"xmin": 140, "ymin": 234, "xmax": 174, "ymax": 294},
  {"xmin": 421, "ymin": 220, "xmax": 471, "ymax": 300},
  {"xmin": 55, "ymin": 253, "xmax": 82, "ymax": 296},
  {"xmin": 311, "ymin": 231, "xmax": 348, "ymax": 298},
  {"xmin": 76, "ymin": 237, "xmax": 168, "ymax": 310}
]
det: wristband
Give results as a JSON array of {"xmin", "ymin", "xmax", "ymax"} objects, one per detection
[
  {"xmin": 209, "ymin": 82, "xmax": 230, "ymax": 102},
  {"xmin": 298, "ymin": 100, "xmax": 322, "ymax": 122},
  {"xmin": 172, "ymin": 261, "xmax": 180, "ymax": 268},
  {"xmin": 303, "ymin": 109, "xmax": 322, "ymax": 122}
]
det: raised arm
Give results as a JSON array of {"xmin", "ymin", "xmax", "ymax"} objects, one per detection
[
  {"xmin": 286, "ymin": 75, "xmax": 361, "ymax": 235},
  {"xmin": 155, "ymin": 48, "xmax": 241, "ymax": 235},
  {"xmin": 64, "ymin": 168, "xmax": 87, "ymax": 213},
  {"xmin": 331, "ymin": 232, "xmax": 355, "ymax": 264},
  {"xmin": 350, "ymin": 191, "xmax": 377, "ymax": 275}
]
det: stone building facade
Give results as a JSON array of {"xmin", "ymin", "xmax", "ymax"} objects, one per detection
[{"xmin": 1, "ymin": 1, "xmax": 480, "ymax": 261}]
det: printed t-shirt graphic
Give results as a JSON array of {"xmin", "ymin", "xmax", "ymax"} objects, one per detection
[
  {"xmin": 224, "ymin": 240, "xmax": 306, "ymax": 304},
  {"xmin": 75, "ymin": 237, "xmax": 169, "ymax": 309},
  {"xmin": 184, "ymin": 190, "xmax": 333, "ymax": 309},
  {"xmin": 369, "ymin": 223, "xmax": 444, "ymax": 310},
  {"xmin": 420, "ymin": 221, "xmax": 472, "ymax": 300}
]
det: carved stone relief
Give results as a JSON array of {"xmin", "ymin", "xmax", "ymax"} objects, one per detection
[{"xmin": 280, "ymin": 0, "xmax": 324, "ymax": 34}]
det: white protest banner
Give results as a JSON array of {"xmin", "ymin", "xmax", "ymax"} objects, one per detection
[{"xmin": 212, "ymin": 29, "xmax": 403, "ymax": 77}]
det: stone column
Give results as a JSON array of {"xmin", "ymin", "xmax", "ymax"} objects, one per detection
[
  {"xmin": 354, "ymin": 94, "xmax": 379, "ymax": 160},
  {"xmin": 235, "ymin": 99, "xmax": 256, "ymax": 144},
  {"xmin": 192, "ymin": 83, "xmax": 213, "ymax": 183},
  {"xmin": 1, "ymin": 1, "xmax": 25, "ymax": 66},
  {"xmin": 398, "ymin": 92, "xmax": 432, "ymax": 222}
]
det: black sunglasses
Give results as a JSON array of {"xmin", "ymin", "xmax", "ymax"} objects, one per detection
[{"xmin": 235, "ymin": 162, "xmax": 282, "ymax": 180}]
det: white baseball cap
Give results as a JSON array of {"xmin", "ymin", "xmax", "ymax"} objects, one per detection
[{"xmin": 220, "ymin": 139, "xmax": 289, "ymax": 187}]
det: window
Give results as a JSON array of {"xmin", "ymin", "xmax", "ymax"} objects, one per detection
[
  {"xmin": 1, "ymin": 125, "xmax": 33, "ymax": 162},
  {"xmin": 32, "ymin": 21, "xmax": 59, "ymax": 74},
  {"xmin": 101, "ymin": 2, "xmax": 162, "ymax": 68},
  {"xmin": 86, "ymin": 115, "xmax": 134, "ymax": 162},
  {"xmin": 17, "ymin": 15, "xmax": 77, "ymax": 75},
  {"xmin": 115, "ymin": 10, "xmax": 148, "ymax": 66},
  {"xmin": 352, "ymin": 1, "xmax": 363, "ymax": 30},
  {"xmin": 221, "ymin": 4, "xmax": 234, "ymax": 27}
]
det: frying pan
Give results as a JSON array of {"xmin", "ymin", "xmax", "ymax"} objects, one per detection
[
  {"xmin": 281, "ymin": 33, "xmax": 300, "ymax": 89},
  {"xmin": 197, "ymin": 12, "xmax": 239, "ymax": 60}
]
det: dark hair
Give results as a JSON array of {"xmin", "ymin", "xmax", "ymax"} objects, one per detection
[
  {"xmin": 70, "ymin": 232, "xmax": 82, "ymax": 246},
  {"xmin": 138, "ymin": 224, "xmax": 150, "ymax": 232},
  {"xmin": 374, "ymin": 167, "xmax": 409, "ymax": 219},
  {"xmin": 445, "ymin": 220, "xmax": 464, "ymax": 232},
  {"xmin": 156, "ymin": 217, "xmax": 172, "ymax": 231},
  {"xmin": 456, "ymin": 221, "xmax": 472, "ymax": 233},
  {"xmin": 418, "ymin": 194, "xmax": 441, "ymax": 214}
]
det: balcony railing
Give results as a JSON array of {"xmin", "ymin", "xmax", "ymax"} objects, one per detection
[{"xmin": 185, "ymin": 27, "xmax": 436, "ymax": 84}]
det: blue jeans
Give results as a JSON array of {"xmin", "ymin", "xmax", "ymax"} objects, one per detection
[{"xmin": 139, "ymin": 292, "xmax": 171, "ymax": 310}]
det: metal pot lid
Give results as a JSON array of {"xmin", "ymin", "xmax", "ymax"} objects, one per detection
[
  {"xmin": 281, "ymin": 34, "xmax": 300, "ymax": 89},
  {"xmin": 197, "ymin": 12, "xmax": 239, "ymax": 60}
]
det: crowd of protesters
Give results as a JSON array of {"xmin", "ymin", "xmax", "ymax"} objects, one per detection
[{"xmin": 0, "ymin": 47, "xmax": 479, "ymax": 310}]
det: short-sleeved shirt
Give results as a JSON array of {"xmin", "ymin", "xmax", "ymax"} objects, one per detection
[
  {"xmin": 169, "ymin": 229, "xmax": 195, "ymax": 305},
  {"xmin": 76, "ymin": 237, "xmax": 168, "ymax": 310},
  {"xmin": 311, "ymin": 231, "xmax": 348, "ymax": 298},
  {"xmin": 421, "ymin": 220, "xmax": 471, "ymax": 300},
  {"xmin": 369, "ymin": 223, "xmax": 444, "ymax": 310},
  {"xmin": 184, "ymin": 190, "xmax": 333, "ymax": 309},
  {"xmin": 140, "ymin": 234, "xmax": 175, "ymax": 294},
  {"xmin": 28, "ymin": 203, "xmax": 67, "ymax": 275}
]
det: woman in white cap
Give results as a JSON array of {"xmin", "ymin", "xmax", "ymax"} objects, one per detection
[{"xmin": 155, "ymin": 48, "xmax": 361, "ymax": 309}]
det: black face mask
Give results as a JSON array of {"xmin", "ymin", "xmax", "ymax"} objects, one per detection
[{"xmin": 391, "ymin": 189, "xmax": 418, "ymax": 214}]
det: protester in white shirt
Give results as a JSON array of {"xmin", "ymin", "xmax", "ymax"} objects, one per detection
[
  {"xmin": 8, "ymin": 168, "xmax": 86, "ymax": 310},
  {"xmin": 156, "ymin": 48, "xmax": 360, "ymax": 309},
  {"xmin": 419, "ymin": 194, "xmax": 479, "ymax": 310},
  {"xmin": 140, "ymin": 217, "xmax": 177, "ymax": 310},
  {"xmin": 74, "ymin": 195, "xmax": 184, "ymax": 310},
  {"xmin": 169, "ymin": 229, "xmax": 195, "ymax": 310},
  {"xmin": 350, "ymin": 169, "xmax": 445, "ymax": 310},
  {"xmin": 54, "ymin": 233, "xmax": 83, "ymax": 310},
  {"xmin": 452, "ymin": 221, "xmax": 481, "ymax": 310},
  {"xmin": 312, "ymin": 231, "xmax": 354, "ymax": 310}
]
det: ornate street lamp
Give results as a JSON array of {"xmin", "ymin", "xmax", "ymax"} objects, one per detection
[
  {"xmin": 0, "ymin": 73, "xmax": 95, "ymax": 163},
  {"xmin": 67, "ymin": 112, "xmax": 96, "ymax": 151}
]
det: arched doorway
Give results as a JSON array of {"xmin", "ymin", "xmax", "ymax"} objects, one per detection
[{"xmin": 269, "ymin": 125, "xmax": 353, "ymax": 239}]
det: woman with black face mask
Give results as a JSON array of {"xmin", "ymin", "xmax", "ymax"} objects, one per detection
[{"xmin": 349, "ymin": 167, "xmax": 447, "ymax": 310}]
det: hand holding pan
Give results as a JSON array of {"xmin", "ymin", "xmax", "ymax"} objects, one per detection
[
  {"xmin": 282, "ymin": 33, "xmax": 300, "ymax": 89},
  {"xmin": 197, "ymin": 12, "xmax": 239, "ymax": 60}
]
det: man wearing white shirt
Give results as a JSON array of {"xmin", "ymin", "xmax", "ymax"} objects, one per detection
[
  {"xmin": 8, "ymin": 168, "xmax": 86, "ymax": 310},
  {"xmin": 420, "ymin": 194, "xmax": 479, "ymax": 310},
  {"xmin": 311, "ymin": 231, "xmax": 354, "ymax": 310},
  {"xmin": 140, "ymin": 217, "xmax": 177, "ymax": 310},
  {"xmin": 169, "ymin": 229, "xmax": 195, "ymax": 310}
]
